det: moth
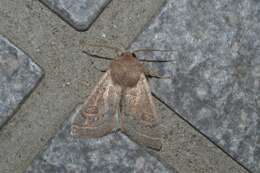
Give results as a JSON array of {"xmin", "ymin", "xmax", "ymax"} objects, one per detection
[{"xmin": 71, "ymin": 43, "xmax": 172, "ymax": 150}]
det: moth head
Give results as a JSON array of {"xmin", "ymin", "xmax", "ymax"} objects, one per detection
[{"xmin": 120, "ymin": 52, "xmax": 137, "ymax": 59}]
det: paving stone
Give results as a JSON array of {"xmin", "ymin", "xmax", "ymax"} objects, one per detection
[
  {"xmin": 130, "ymin": 0, "xmax": 260, "ymax": 172},
  {"xmin": 0, "ymin": 35, "xmax": 43, "ymax": 129},
  {"xmin": 40, "ymin": 0, "xmax": 111, "ymax": 31},
  {"xmin": 25, "ymin": 104, "xmax": 177, "ymax": 173}
]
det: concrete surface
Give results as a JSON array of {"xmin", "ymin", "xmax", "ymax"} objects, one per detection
[{"xmin": 0, "ymin": 0, "xmax": 250, "ymax": 173}]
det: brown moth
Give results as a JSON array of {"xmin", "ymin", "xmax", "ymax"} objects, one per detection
[{"xmin": 71, "ymin": 44, "xmax": 171, "ymax": 150}]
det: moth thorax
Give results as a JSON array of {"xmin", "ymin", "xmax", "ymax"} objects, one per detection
[{"xmin": 110, "ymin": 54, "xmax": 145, "ymax": 87}]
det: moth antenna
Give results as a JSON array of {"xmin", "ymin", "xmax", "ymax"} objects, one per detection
[
  {"xmin": 138, "ymin": 58, "xmax": 173, "ymax": 62},
  {"xmin": 132, "ymin": 48, "xmax": 176, "ymax": 53},
  {"xmin": 149, "ymin": 75, "xmax": 172, "ymax": 79},
  {"xmin": 79, "ymin": 40, "xmax": 123, "ymax": 54},
  {"xmin": 145, "ymin": 69, "xmax": 172, "ymax": 79},
  {"xmin": 82, "ymin": 50, "xmax": 114, "ymax": 60},
  {"xmin": 132, "ymin": 48, "xmax": 176, "ymax": 62}
]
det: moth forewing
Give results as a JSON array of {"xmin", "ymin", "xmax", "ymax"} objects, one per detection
[
  {"xmin": 71, "ymin": 70, "xmax": 121, "ymax": 138},
  {"xmin": 122, "ymin": 73, "xmax": 162, "ymax": 150}
]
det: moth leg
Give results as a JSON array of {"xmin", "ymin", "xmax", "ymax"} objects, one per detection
[
  {"xmin": 93, "ymin": 65, "xmax": 107, "ymax": 73},
  {"xmin": 145, "ymin": 69, "xmax": 171, "ymax": 79}
]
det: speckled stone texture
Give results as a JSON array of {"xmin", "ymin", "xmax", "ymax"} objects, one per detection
[
  {"xmin": 25, "ymin": 104, "xmax": 176, "ymax": 173},
  {"xmin": 40, "ymin": 0, "xmax": 111, "ymax": 31},
  {"xmin": 0, "ymin": 35, "xmax": 43, "ymax": 129},
  {"xmin": 131, "ymin": 0, "xmax": 260, "ymax": 172}
]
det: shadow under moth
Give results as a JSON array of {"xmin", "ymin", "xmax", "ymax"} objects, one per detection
[{"xmin": 71, "ymin": 43, "xmax": 172, "ymax": 150}]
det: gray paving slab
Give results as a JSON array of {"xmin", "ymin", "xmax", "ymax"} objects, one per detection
[
  {"xmin": 40, "ymin": 0, "xmax": 111, "ymax": 31},
  {"xmin": 131, "ymin": 0, "xmax": 260, "ymax": 172},
  {"xmin": 25, "ymin": 104, "xmax": 177, "ymax": 173},
  {"xmin": 0, "ymin": 35, "xmax": 43, "ymax": 129}
]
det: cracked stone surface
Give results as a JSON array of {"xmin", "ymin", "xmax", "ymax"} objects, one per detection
[
  {"xmin": 0, "ymin": 35, "xmax": 43, "ymax": 129},
  {"xmin": 40, "ymin": 0, "xmax": 111, "ymax": 31},
  {"xmin": 130, "ymin": 0, "xmax": 260, "ymax": 172},
  {"xmin": 26, "ymin": 104, "xmax": 177, "ymax": 173}
]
